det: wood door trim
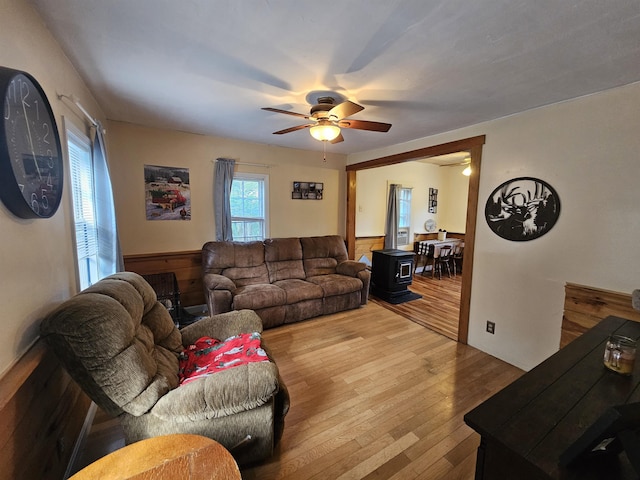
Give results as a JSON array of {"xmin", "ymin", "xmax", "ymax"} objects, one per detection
[{"xmin": 345, "ymin": 135, "xmax": 486, "ymax": 344}]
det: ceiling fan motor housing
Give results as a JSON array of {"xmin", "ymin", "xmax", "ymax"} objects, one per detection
[{"xmin": 310, "ymin": 97, "xmax": 337, "ymax": 120}]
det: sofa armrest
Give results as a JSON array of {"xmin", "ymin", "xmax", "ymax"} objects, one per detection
[
  {"xmin": 180, "ymin": 309, "xmax": 263, "ymax": 345},
  {"xmin": 203, "ymin": 273, "xmax": 236, "ymax": 315},
  {"xmin": 203, "ymin": 273, "xmax": 236, "ymax": 291},
  {"xmin": 336, "ymin": 260, "xmax": 367, "ymax": 277}
]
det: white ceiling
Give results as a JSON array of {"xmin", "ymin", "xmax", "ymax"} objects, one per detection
[{"xmin": 31, "ymin": 0, "xmax": 640, "ymax": 156}]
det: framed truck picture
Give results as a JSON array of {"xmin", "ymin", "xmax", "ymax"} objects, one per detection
[{"xmin": 144, "ymin": 164, "xmax": 191, "ymax": 220}]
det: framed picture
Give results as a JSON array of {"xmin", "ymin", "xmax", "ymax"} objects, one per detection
[
  {"xmin": 429, "ymin": 187, "xmax": 438, "ymax": 213},
  {"xmin": 144, "ymin": 164, "xmax": 191, "ymax": 220},
  {"xmin": 292, "ymin": 181, "xmax": 323, "ymax": 200}
]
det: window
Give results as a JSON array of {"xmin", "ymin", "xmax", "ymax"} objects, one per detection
[
  {"xmin": 230, "ymin": 173, "xmax": 268, "ymax": 242},
  {"xmin": 397, "ymin": 187, "xmax": 412, "ymax": 246},
  {"xmin": 67, "ymin": 125, "xmax": 98, "ymax": 290},
  {"xmin": 398, "ymin": 187, "xmax": 412, "ymax": 228}
]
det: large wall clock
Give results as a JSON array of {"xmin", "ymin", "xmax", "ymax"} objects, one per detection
[{"xmin": 0, "ymin": 66, "xmax": 63, "ymax": 218}]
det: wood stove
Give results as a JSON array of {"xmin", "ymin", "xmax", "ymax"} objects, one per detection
[{"xmin": 370, "ymin": 249, "xmax": 415, "ymax": 302}]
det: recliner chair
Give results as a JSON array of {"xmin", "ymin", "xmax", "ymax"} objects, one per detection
[{"xmin": 40, "ymin": 272, "xmax": 289, "ymax": 466}]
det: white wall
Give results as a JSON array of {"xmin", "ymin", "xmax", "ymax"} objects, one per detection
[
  {"xmin": 106, "ymin": 121, "xmax": 347, "ymax": 255},
  {"xmin": 439, "ymin": 165, "xmax": 469, "ymax": 233},
  {"xmin": 349, "ymin": 82, "xmax": 640, "ymax": 371},
  {"xmin": 0, "ymin": 0, "xmax": 107, "ymax": 374}
]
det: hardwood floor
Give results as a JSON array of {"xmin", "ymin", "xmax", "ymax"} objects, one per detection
[
  {"xmin": 371, "ymin": 268, "xmax": 462, "ymax": 341},
  {"xmin": 72, "ymin": 302, "xmax": 522, "ymax": 479}
]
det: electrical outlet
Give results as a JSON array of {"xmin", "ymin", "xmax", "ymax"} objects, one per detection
[{"xmin": 486, "ymin": 321, "xmax": 495, "ymax": 334}]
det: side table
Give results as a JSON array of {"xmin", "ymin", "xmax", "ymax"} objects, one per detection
[
  {"xmin": 69, "ymin": 434, "xmax": 241, "ymax": 480},
  {"xmin": 465, "ymin": 316, "xmax": 640, "ymax": 479}
]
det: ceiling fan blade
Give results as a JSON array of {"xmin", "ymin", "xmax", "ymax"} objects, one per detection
[
  {"xmin": 329, "ymin": 101, "xmax": 364, "ymax": 120},
  {"xmin": 338, "ymin": 119, "xmax": 392, "ymax": 132},
  {"xmin": 262, "ymin": 107, "xmax": 311, "ymax": 120},
  {"xmin": 272, "ymin": 124, "xmax": 312, "ymax": 135},
  {"xmin": 330, "ymin": 133, "xmax": 344, "ymax": 144}
]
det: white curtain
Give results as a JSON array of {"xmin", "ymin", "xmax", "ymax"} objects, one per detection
[
  {"xmin": 214, "ymin": 158, "xmax": 236, "ymax": 241},
  {"xmin": 384, "ymin": 184, "xmax": 400, "ymax": 249},
  {"xmin": 92, "ymin": 123, "xmax": 124, "ymax": 275}
]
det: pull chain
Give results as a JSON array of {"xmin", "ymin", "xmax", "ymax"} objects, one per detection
[{"xmin": 323, "ymin": 140, "xmax": 327, "ymax": 163}]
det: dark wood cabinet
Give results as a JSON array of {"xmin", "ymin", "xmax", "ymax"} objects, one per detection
[{"xmin": 465, "ymin": 316, "xmax": 640, "ymax": 479}]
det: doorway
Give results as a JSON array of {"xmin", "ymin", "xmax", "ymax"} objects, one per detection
[{"xmin": 346, "ymin": 135, "xmax": 485, "ymax": 344}]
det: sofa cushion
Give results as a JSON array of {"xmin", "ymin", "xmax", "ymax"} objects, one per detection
[
  {"xmin": 151, "ymin": 360, "xmax": 280, "ymax": 421},
  {"xmin": 273, "ymin": 279, "xmax": 324, "ymax": 304},
  {"xmin": 301, "ymin": 235, "xmax": 348, "ymax": 277},
  {"xmin": 306, "ymin": 274, "xmax": 363, "ymax": 297},
  {"xmin": 223, "ymin": 264, "xmax": 270, "ymax": 287},
  {"xmin": 233, "ymin": 284, "xmax": 286, "ymax": 310},
  {"xmin": 203, "ymin": 241, "xmax": 265, "ymax": 271},
  {"xmin": 264, "ymin": 237, "xmax": 305, "ymax": 282},
  {"xmin": 203, "ymin": 241, "xmax": 270, "ymax": 286}
]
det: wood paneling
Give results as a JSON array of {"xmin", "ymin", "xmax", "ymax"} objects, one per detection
[
  {"xmin": 124, "ymin": 250, "xmax": 204, "ymax": 307},
  {"xmin": 561, "ymin": 283, "xmax": 640, "ymax": 348},
  {"xmin": 0, "ymin": 340, "xmax": 91, "ymax": 480},
  {"xmin": 354, "ymin": 236, "xmax": 385, "ymax": 263}
]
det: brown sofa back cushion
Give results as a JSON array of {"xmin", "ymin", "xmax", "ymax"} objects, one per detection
[
  {"xmin": 301, "ymin": 235, "xmax": 348, "ymax": 277},
  {"xmin": 264, "ymin": 237, "xmax": 305, "ymax": 282},
  {"xmin": 40, "ymin": 272, "xmax": 184, "ymax": 418},
  {"xmin": 203, "ymin": 241, "xmax": 270, "ymax": 287}
]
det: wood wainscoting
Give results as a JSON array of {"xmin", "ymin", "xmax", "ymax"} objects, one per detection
[
  {"xmin": 355, "ymin": 233, "xmax": 465, "ymax": 263},
  {"xmin": 0, "ymin": 340, "xmax": 91, "ymax": 480},
  {"xmin": 561, "ymin": 283, "xmax": 640, "ymax": 348},
  {"xmin": 124, "ymin": 250, "xmax": 204, "ymax": 307}
]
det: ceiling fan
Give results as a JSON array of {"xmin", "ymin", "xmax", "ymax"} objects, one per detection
[{"xmin": 262, "ymin": 96, "xmax": 392, "ymax": 143}]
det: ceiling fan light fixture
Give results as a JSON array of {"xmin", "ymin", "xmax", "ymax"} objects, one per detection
[{"xmin": 309, "ymin": 123, "xmax": 341, "ymax": 142}]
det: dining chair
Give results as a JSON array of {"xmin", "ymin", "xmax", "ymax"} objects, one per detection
[
  {"xmin": 433, "ymin": 245, "xmax": 452, "ymax": 279},
  {"xmin": 413, "ymin": 242, "xmax": 433, "ymax": 276},
  {"xmin": 451, "ymin": 243, "xmax": 464, "ymax": 276}
]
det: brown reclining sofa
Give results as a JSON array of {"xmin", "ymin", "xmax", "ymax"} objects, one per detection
[{"xmin": 202, "ymin": 235, "xmax": 370, "ymax": 328}]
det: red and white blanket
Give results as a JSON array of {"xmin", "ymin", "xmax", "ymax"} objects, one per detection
[{"xmin": 178, "ymin": 332, "xmax": 269, "ymax": 385}]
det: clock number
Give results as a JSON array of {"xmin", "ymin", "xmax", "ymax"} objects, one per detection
[
  {"xmin": 20, "ymin": 78, "xmax": 30, "ymax": 105},
  {"xmin": 42, "ymin": 122, "xmax": 50, "ymax": 144},
  {"xmin": 41, "ymin": 191, "xmax": 49, "ymax": 210},
  {"xmin": 4, "ymin": 79, "xmax": 17, "ymax": 120},
  {"xmin": 30, "ymin": 193, "xmax": 40, "ymax": 214},
  {"xmin": 47, "ymin": 149, "xmax": 54, "ymax": 168}
]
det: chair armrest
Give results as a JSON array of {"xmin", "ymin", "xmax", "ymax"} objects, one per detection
[
  {"xmin": 203, "ymin": 273, "xmax": 236, "ymax": 292},
  {"xmin": 336, "ymin": 260, "xmax": 367, "ymax": 277},
  {"xmin": 151, "ymin": 360, "xmax": 280, "ymax": 421},
  {"xmin": 180, "ymin": 309, "xmax": 263, "ymax": 345}
]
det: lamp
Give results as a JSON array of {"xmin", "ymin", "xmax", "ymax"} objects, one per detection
[
  {"xmin": 461, "ymin": 157, "xmax": 471, "ymax": 176},
  {"xmin": 309, "ymin": 121, "xmax": 340, "ymax": 142}
]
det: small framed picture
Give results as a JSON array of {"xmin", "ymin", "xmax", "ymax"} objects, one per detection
[{"xmin": 292, "ymin": 181, "xmax": 324, "ymax": 200}]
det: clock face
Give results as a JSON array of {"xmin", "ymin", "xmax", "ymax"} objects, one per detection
[{"xmin": 0, "ymin": 68, "xmax": 63, "ymax": 218}]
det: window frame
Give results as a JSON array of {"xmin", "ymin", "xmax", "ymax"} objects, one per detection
[
  {"xmin": 65, "ymin": 120, "xmax": 99, "ymax": 290},
  {"xmin": 230, "ymin": 172, "xmax": 269, "ymax": 242}
]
